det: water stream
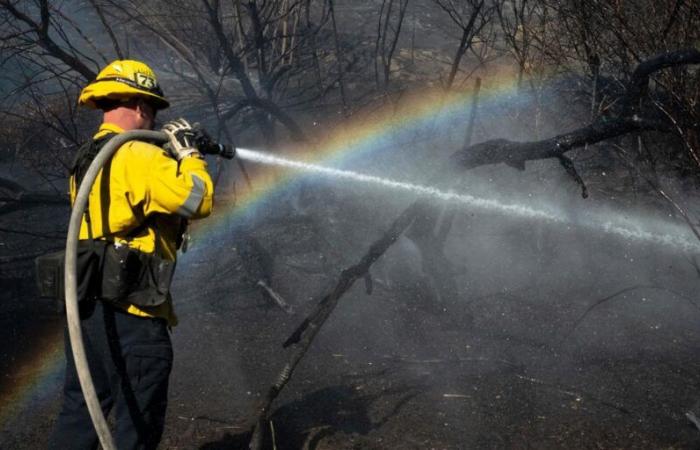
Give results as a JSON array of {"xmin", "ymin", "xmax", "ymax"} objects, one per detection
[{"xmin": 236, "ymin": 148, "xmax": 700, "ymax": 253}]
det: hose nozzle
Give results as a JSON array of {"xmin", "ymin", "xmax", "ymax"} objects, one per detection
[
  {"xmin": 199, "ymin": 141, "xmax": 236, "ymax": 159},
  {"xmin": 192, "ymin": 126, "xmax": 236, "ymax": 159}
]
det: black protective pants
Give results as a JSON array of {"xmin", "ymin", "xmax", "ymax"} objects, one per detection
[{"xmin": 48, "ymin": 300, "xmax": 173, "ymax": 450}]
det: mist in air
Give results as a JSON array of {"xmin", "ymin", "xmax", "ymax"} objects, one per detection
[{"xmin": 1, "ymin": 0, "xmax": 700, "ymax": 448}]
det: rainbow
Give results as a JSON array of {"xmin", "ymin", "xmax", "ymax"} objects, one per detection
[
  {"xmin": 0, "ymin": 320, "xmax": 64, "ymax": 433},
  {"xmin": 0, "ymin": 69, "xmax": 524, "ymax": 431},
  {"xmin": 193, "ymin": 68, "xmax": 524, "ymax": 239}
]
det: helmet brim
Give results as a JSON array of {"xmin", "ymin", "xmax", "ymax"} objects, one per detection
[{"xmin": 78, "ymin": 80, "xmax": 170, "ymax": 110}]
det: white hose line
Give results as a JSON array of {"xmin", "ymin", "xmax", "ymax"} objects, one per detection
[{"xmin": 65, "ymin": 130, "xmax": 168, "ymax": 450}]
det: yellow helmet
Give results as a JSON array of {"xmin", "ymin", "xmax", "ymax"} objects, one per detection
[{"xmin": 78, "ymin": 60, "xmax": 169, "ymax": 110}]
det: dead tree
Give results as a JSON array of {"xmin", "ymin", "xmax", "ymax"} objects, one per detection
[
  {"xmin": 495, "ymin": 0, "xmax": 539, "ymax": 89},
  {"xmin": 434, "ymin": 0, "xmax": 492, "ymax": 90},
  {"xmin": 0, "ymin": 0, "xmax": 99, "ymax": 82},
  {"xmin": 0, "ymin": 1, "xmax": 122, "ymax": 210},
  {"xmin": 248, "ymin": 48, "xmax": 700, "ymax": 448},
  {"xmin": 374, "ymin": 0, "xmax": 410, "ymax": 89},
  {"xmin": 103, "ymin": 0, "xmax": 311, "ymax": 144},
  {"xmin": 301, "ymin": 0, "xmax": 330, "ymax": 99},
  {"xmin": 327, "ymin": 0, "xmax": 348, "ymax": 114},
  {"xmin": 403, "ymin": 0, "xmax": 494, "ymax": 307}
]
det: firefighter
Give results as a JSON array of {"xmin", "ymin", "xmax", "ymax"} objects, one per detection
[{"xmin": 48, "ymin": 60, "xmax": 214, "ymax": 450}]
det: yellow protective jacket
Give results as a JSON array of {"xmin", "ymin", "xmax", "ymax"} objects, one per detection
[{"xmin": 70, "ymin": 123, "xmax": 214, "ymax": 324}]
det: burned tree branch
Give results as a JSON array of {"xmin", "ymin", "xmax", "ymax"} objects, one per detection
[
  {"xmin": 327, "ymin": 0, "xmax": 348, "ymax": 112},
  {"xmin": 0, "ymin": 174, "xmax": 69, "ymax": 210},
  {"xmin": 613, "ymin": 138, "xmax": 700, "ymax": 243},
  {"xmin": 257, "ymin": 280, "xmax": 294, "ymax": 314},
  {"xmin": 87, "ymin": 0, "xmax": 124, "ymax": 59},
  {"xmin": 0, "ymin": 0, "xmax": 97, "ymax": 81},
  {"xmin": 434, "ymin": 0, "xmax": 490, "ymax": 90},
  {"xmin": 448, "ymin": 116, "xmax": 667, "ymax": 171},
  {"xmin": 567, "ymin": 285, "xmax": 700, "ymax": 339},
  {"xmin": 249, "ymin": 202, "xmax": 421, "ymax": 448},
  {"xmin": 0, "ymin": 226, "xmax": 64, "ymax": 239},
  {"xmin": 624, "ymin": 47, "xmax": 700, "ymax": 113},
  {"xmin": 375, "ymin": 0, "xmax": 410, "ymax": 88},
  {"xmin": 556, "ymin": 154, "xmax": 588, "ymax": 198},
  {"xmin": 200, "ymin": 0, "xmax": 257, "ymax": 99},
  {"xmin": 283, "ymin": 202, "xmax": 422, "ymax": 349},
  {"xmin": 0, "ymin": 176, "xmax": 25, "ymax": 195},
  {"xmin": 220, "ymin": 97, "xmax": 307, "ymax": 141}
]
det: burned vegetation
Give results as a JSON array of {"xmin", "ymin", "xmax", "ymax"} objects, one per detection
[{"xmin": 2, "ymin": 0, "xmax": 700, "ymax": 449}]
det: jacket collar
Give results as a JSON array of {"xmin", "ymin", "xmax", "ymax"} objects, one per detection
[{"xmin": 94, "ymin": 122, "xmax": 125, "ymax": 139}]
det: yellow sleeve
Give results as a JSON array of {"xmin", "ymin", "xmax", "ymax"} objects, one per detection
[{"xmin": 124, "ymin": 142, "xmax": 214, "ymax": 220}]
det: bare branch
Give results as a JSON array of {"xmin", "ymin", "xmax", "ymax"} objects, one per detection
[
  {"xmin": 0, "ymin": 0, "xmax": 97, "ymax": 80},
  {"xmin": 87, "ymin": 0, "xmax": 125, "ymax": 59},
  {"xmin": 625, "ymin": 47, "xmax": 700, "ymax": 113},
  {"xmin": 220, "ymin": 96, "xmax": 307, "ymax": 141},
  {"xmin": 448, "ymin": 116, "xmax": 666, "ymax": 171},
  {"xmin": 556, "ymin": 154, "xmax": 588, "ymax": 198}
]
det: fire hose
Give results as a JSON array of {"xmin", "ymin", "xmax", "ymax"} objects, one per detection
[{"xmin": 64, "ymin": 129, "xmax": 234, "ymax": 450}]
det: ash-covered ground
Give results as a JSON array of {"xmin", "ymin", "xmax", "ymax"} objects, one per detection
[
  {"xmin": 4, "ymin": 156, "xmax": 700, "ymax": 449},
  {"xmin": 158, "ymin": 165, "xmax": 700, "ymax": 450}
]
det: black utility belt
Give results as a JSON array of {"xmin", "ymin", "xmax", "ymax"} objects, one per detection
[{"xmin": 35, "ymin": 240, "xmax": 176, "ymax": 308}]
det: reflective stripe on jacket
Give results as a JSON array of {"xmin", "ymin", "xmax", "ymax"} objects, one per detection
[{"xmin": 69, "ymin": 123, "xmax": 214, "ymax": 324}]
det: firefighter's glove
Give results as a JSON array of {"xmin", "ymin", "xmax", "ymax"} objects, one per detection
[{"xmin": 162, "ymin": 118, "xmax": 203, "ymax": 161}]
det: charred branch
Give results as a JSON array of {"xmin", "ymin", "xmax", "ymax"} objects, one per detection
[
  {"xmin": 0, "ymin": 226, "xmax": 64, "ymax": 239},
  {"xmin": 0, "ymin": 176, "xmax": 68, "ymax": 216},
  {"xmin": 448, "ymin": 116, "xmax": 667, "ymax": 172},
  {"xmin": 201, "ymin": 0, "xmax": 258, "ymax": 99},
  {"xmin": 567, "ymin": 285, "xmax": 700, "ymax": 338},
  {"xmin": 0, "ymin": 0, "xmax": 97, "ymax": 81},
  {"xmin": 0, "ymin": 176, "xmax": 25, "ymax": 194},
  {"xmin": 220, "ymin": 97, "xmax": 307, "ymax": 141},
  {"xmin": 283, "ymin": 203, "xmax": 422, "ymax": 349},
  {"xmin": 624, "ymin": 47, "xmax": 700, "ymax": 114},
  {"xmin": 248, "ymin": 202, "xmax": 421, "ymax": 448},
  {"xmin": 375, "ymin": 0, "xmax": 410, "ymax": 88},
  {"xmin": 556, "ymin": 154, "xmax": 588, "ymax": 198},
  {"xmin": 327, "ymin": 0, "xmax": 348, "ymax": 112},
  {"xmin": 87, "ymin": 0, "xmax": 124, "ymax": 59},
  {"xmin": 0, "ymin": 190, "xmax": 68, "ymax": 216},
  {"xmin": 257, "ymin": 280, "xmax": 294, "ymax": 314},
  {"xmin": 434, "ymin": 0, "xmax": 490, "ymax": 90}
]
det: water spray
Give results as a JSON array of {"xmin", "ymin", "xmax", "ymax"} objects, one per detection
[{"xmin": 236, "ymin": 148, "xmax": 700, "ymax": 253}]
